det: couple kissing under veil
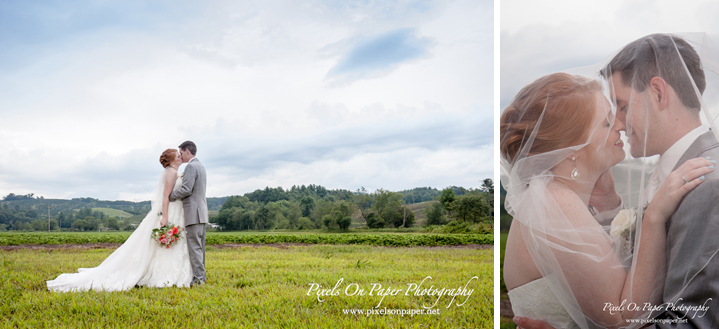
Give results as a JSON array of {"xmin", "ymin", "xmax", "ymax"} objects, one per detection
[
  {"xmin": 502, "ymin": 33, "xmax": 719, "ymax": 328},
  {"xmin": 47, "ymin": 141, "xmax": 209, "ymax": 292}
]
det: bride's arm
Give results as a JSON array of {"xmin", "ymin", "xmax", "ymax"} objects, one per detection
[
  {"xmin": 161, "ymin": 168, "xmax": 178, "ymax": 226},
  {"xmin": 621, "ymin": 158, "xmax": 714, "ymax": 316}
]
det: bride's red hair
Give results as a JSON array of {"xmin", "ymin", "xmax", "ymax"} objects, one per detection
[
  {"xmin": 159, "ymin": 149, "xmax": 177, "ymax": 168},
  {"xmin": 500, "ymin": 73, "xmax": 600, "ymax": 163}
]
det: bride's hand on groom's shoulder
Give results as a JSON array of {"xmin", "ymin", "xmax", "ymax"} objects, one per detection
[{"xmin": 647, "ymin": 157, "xmax": 715, "ymax": 223}]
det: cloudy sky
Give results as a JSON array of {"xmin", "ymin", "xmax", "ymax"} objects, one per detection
[
  {"xmin": 501, "ymin": 0, "xmax": 719, "ymax": 109},
  {"xmin": 0, "ymin": 0, "xmax": 492, "ymax": 201}
]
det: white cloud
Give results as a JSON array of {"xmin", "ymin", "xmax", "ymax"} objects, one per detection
[
  {"xmin": 206, "ymin": 145, "xmax": 492, "ymax": 197},
  {"xmin": 0, "ymin": 0, "xmax": 491, "ymax": 201}
]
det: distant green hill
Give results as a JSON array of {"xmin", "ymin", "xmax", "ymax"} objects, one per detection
[
  {"xmin": 91, "ymin": 208, "xmax": 133, "ymax": 219},
  {"xmin": 407, "ymin": 201, "xmax": 432, "ymax": 225},
  {"xmin": 0, "ymin": 198, "xmax": 150, "ymax": 216},
  {"xmin": 0, "ymin": 196, "xmax": 229, "ymax": 217},
  {"xmin": 0, "ymin": 187, "xmax": 473, "ymax": 225},
  {"xmin": 1, "ymin": 184, "xmax": 493, "ymax": 232}
]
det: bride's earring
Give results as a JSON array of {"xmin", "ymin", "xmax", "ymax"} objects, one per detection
[{"xmin": 571, "ymin": 156, "xmax": 580, "ymax": 180}]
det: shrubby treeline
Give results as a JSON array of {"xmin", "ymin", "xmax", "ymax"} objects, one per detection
[
  {"xmin": 424, "ymin": 179, "xmax": 494, "ymax": 231},
  {"xmin": 57, "ymin": 208, "xmax": 129, "ymax": 231},
  {"xmin": 1, "ymin": 195, "xmax": 151, "ymax": 217},
  {"xmin": 0, "ymin": 203, "xmax": 132, "ymax": 232},
  {"xmin": 213, "ymin": 185, "xmax": 359, "ymax": 231},
  {"xmin": 1, "ymin": 194, "xmax": 228, "ymax": 217},
  {"xmin": 0, "ymin": 180, "xmax": 494, "ymax": 232},
  {"xmin": 354, "ymin": 188, "xmax": 415, "ymax": 229},
  {"xmin": 0, "ymin": 193, "xmax": 230, "ymax": 232},
  {"xmin": 213, "ymin": 181, "xmax": 494, "ymax": 231},
  {"xmin": 0, "ymin": 193, "xmax": 152, "ymax": 232},
  {"xmin": 0, "ymin": 203, "xmax": 46, "ymax": 231},
  {"xmin": 2, "ymin": 193, "xmax": 44, "ymax": 201}
]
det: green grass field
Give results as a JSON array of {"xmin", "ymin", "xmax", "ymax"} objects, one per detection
[
  {"xmin": 1, "ymin": 244, "xmax": 492, "ymax": 328},
  {"xmin": 500, "ymin": 232, "xmax": 508, "ymax": 293},
  {"xmin": 0, "ymin": 232, "xmax": 493, "ymax": 247},
  {"xmin": 499, "ymin": 232, "xmax": 516, "ymax": 329}
]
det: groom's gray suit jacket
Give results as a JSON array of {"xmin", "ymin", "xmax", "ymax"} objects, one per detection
[
  {"xmin": 651, "ymin": 131, "xmax": 719, "ymax": 328},
  {"xmin": 169, "ymin": 157, "xmax": 208, "ymax": 226}
]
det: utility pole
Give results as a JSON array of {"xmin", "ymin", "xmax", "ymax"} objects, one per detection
[{"xmin": 47, "ymin": 205, "xmax": 51, "ymax": 233}]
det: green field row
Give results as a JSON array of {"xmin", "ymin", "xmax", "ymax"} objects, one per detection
[
  {"xmin": 0, "ymin": 232, "xmax": 493, "ymax": 247},
  {"xmin": 1, "ymin": 245, "xmax": 493, "ymax": 328}
]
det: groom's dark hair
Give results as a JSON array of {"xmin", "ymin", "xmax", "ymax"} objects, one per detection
[
  {"xmin": 179, "ymin": 141, "xmax": 197, "ymax": 155},
  {"xmin": 600, "ymin": 33, "xmax": 705, "ymax": 110}
]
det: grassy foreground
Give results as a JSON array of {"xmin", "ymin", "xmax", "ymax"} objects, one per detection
[
  {"xmin": 1, "ymin": 245, "xmax": 492, "ymax": 328},
  {"xmin": 499, "ymin": 232, "xmax": 516, "ymax": 329},
  {"xmin": 0, "ymin": 232, "xmax": 493, "ymax": 247}
]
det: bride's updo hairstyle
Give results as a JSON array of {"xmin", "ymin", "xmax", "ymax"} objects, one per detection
[
  {"xmin": 159, "ymin": 149, "xmax": 177, "ymax": 168},
  {"xmin": 500, "ymin": 72, "xmax": 601, "ymax": 163}
]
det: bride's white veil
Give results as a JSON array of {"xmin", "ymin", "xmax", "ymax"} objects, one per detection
[
  {"xmin": 95, "ymin": 168, "xmax": 167, "ymax": 266},
  {"xmin": 150, "ymin": 169, "xmax": 168, "ymax": 217},
  {"xmin": 501, "ymin": 72, "xmax": 627, "ymax": 328},
  {"xmin": 501, "ymin": 33, "xmax": 719, "ymax": 328}
]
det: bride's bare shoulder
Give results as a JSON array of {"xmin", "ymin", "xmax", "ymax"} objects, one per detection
[
  {"xmin": 546, "ymin": 181, "xmax": 584, "ymax": 209},
  {"xmin": 164, "ymin": 167, "xmax": 178, "ymax": 179},
  {"xmin": 545, "ymin": 181, "xmax": 599, "ymax": 229}
]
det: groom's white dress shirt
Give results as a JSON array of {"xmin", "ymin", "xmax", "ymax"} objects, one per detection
[
  {"xmin": 643, "ymin": 125, "xmax": 709, "ymax": 203},
  {"xmin": 595, "ymin": 126, "xmax": 708, "ymax": 226}
]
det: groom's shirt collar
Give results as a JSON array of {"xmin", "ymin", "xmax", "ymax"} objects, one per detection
[{"xmin": 654, "ymin": 125, "xmax": 709, "ymax": 186}]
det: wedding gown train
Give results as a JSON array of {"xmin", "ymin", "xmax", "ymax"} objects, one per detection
[
  {"xmin": 47, "ymin": 170, "xmax": 193, "ymax": 292},
  {"xmin": 508, "ymin": 277, "xmax": 579, "ymax": 329}
]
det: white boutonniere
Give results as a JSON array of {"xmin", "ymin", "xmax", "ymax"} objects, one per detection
[
  {"xmin": 178, "ymin": 173, "xmax": 184, "ymax": 179},
  {"xmin": 610, "ymin": 208, "xmax": 637, "ymax": 252}
]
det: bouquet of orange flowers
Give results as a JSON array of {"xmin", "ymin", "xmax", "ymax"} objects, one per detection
[{"xmin": 151, "ymin": 222, "xmax": 184, "ymax": 249}]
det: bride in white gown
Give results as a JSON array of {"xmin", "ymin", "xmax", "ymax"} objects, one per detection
[{"xmin": 47, "ymin": 149, "xmax": 193, "ymax": 292}]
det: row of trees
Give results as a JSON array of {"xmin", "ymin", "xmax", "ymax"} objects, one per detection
[
  {"xmin": 0, "ymin": 203, "xmax": 135, "ymax": 232},
  {"xmin": 66, "ymin": 216, "xmax": 129, "ymax": 231},
  {"xmin": 213, "ymin": 186, "xmax": 419, "ymax": 231},
  {"xmin": 395, "ymin": 187, "xmax": 442, "ymax": 204},
  {"xmin": 2, "ymin": 193, "xmax": 44, "ymax": 201},
  {"xmin": 0, "ymin": 203, "xmax": 46, "ymax": 231},
  {"xmin": 355, "ymin": 188, "xmax": 415, "ymax": 229},
  {"xmin": 425, "ymin": 179, "xmax": 494, "ymax": 228},
  {"xmin": 213, "ymin": 194, "xmax": 359, "ymax": 231},
  {"xmin": 212, "ymin": 181, "xmax": 494, "ymax": 231},
  {"xmin": 0, "ymin": 180, "xmax": 494, "ymax": 232},
  {"xmin": 4, "ymin": 216, "xmax": 133, "ymax": 232}
]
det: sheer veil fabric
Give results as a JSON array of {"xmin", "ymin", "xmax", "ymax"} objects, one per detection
[
  {"xmin": 47, "ymin": 169, "xmax": 192, "ymax": 292},
  {"xmin": 501, "ymin": 33, "xmax": 719, "ymax": 328}
]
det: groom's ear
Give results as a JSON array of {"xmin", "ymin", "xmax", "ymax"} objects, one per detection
[{"xmin": 649, "ymin": 77, "xmax": 669, "ymax": 111}]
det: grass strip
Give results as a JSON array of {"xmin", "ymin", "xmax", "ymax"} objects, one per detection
[{"xmin": 0, "ymin": 232, "xmax": 493, "ymax": 247}]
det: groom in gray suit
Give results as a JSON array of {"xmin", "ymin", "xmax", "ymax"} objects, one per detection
[
  {"xmin": 607, "ymin": 34, "xmax": 719, "ymax": 329},
  {"xmin": 170, "ymin": 140, "xmax": 208, "ymax": 286},
  {"xmin": 515, "ymin": 34, "xmax": 719, "ymax": 328}
]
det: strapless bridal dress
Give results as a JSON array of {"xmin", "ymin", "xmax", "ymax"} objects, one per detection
[
  {"xmin": 508, "ymin": 277, "xmax": 579, "ymax": 329},
  {"xmin": 47, "ymin": 172, "xmax": 192, "ymax": 292}
]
